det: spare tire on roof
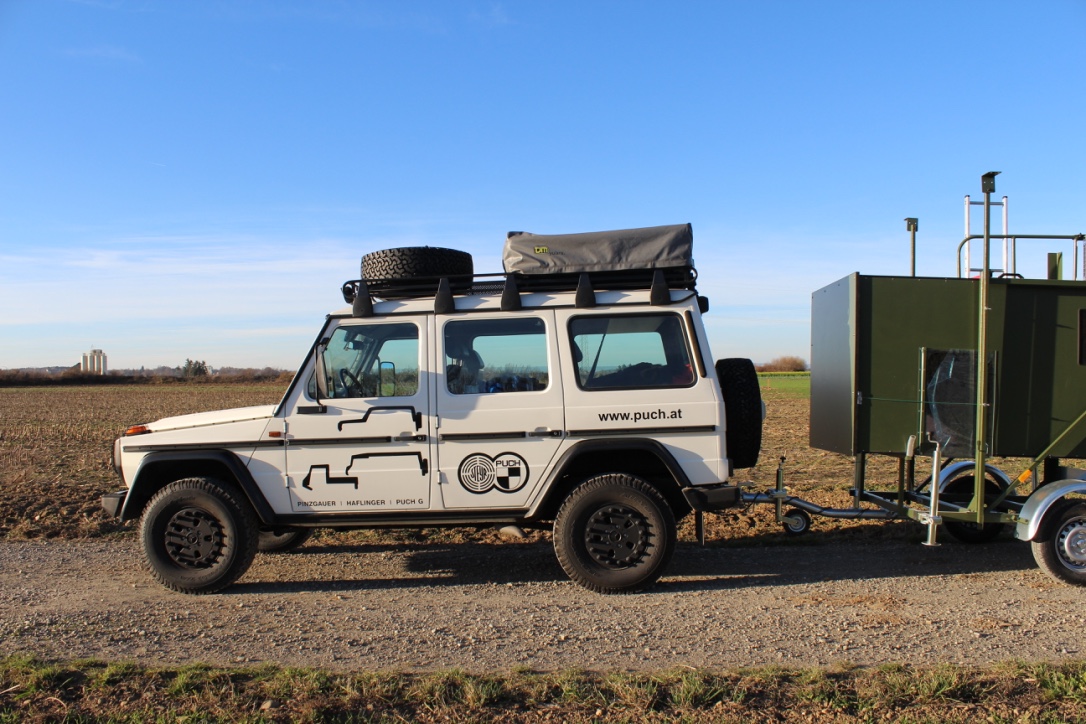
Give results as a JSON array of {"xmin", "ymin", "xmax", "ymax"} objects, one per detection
[
  {"xmin": 362, "ymin": 247, "xmax": 473, "ymax": 281},
  {"xmin": 715, "ymin": 358, "xmax": 763, "ymax": 469},
  {"xmin": 361, "ymin": 247, "xmax": 475, "ymax": 299}
]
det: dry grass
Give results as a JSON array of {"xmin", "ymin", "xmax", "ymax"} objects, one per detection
[{"xmin": 3, "ymin": 654, "xmax": 1085, "ymax": 723}]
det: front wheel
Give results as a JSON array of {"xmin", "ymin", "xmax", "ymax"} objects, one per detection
[
  {"xmin": 553, "ymin": 473, "xmax": 676, "ymax": 594},
  {"xmin": 139, "ymin": 477, "xmax": 259, "ymax": 594},
  {"xmin": 1032, "ymin": 501, "xmax": 1086, "ymax": 586}
]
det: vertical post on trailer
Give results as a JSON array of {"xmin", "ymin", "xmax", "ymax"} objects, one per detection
[
  {"xmin": 974, "ymin": 172, "xmax": 999, "ymax": 527},
  {"xmin": 923, "ymin": 440, "xmax": 943, "ymax": 547},
  {"xmin": 1003, "ymin": 197, "xmax": 1011, "ymax": 275},
  {"xmin": 906, "ymin": 218, "xmax": 918, "ymax": 277},
  {"xmin": 853, "ymin": 453, "xmax": 866, "ymax": 508},
  {"xmin": 964, "ymin": 196, "xmax": 971, "ymax": 276}
]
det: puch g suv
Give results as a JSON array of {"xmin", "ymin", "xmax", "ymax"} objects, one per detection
[{"xmin": 103, "ymin": 224, "xmax": 763, "ymax": 594}]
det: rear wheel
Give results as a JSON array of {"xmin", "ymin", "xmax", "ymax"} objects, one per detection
[
  {"xmin": 1032, "ymin": 501, "xmax": 1086, "ymax": 586},
  {"xmin": 553, "ymin": 473, "xmax": 676, "ymax": 594},
  {"xmin": 258, "ymin": 528, "xmax": 314, "ymax": 553},
  {"xmin": 139, "ymin": 477, "xmax": 258, "ymax": 594}
]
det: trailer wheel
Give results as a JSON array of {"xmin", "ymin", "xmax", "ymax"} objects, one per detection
[
  {"xmin": 553, "ymin": 473, "xmax": 676, "ymax": 594},
  {"xmin": 1032, "ymin": 500, "xmax": 1086, "ymax": 586},
  {"xmin": 781, "ymin": 507, "xmax": 811, "ymax": 536},
  {"xmin": 941, "ymin": 476, "xmax": 1008, "ymax": 544}
]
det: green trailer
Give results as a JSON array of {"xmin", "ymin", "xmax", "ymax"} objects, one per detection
[{"xmin": 741, "ymin": 173, "xmax": 1086, "ymax": 587}]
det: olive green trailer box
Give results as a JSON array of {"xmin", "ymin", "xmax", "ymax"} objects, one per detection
[{"xmin": 810, "ymin": 273, "xmax": 1086, "ymax": 460}]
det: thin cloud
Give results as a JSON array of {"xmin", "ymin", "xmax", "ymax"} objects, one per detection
[{"xmin": 470, "ymin": 3, "xmax": 514, "ymax": 28}]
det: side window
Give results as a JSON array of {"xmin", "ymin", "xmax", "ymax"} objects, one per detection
[
  {"xmin": 311, "ymin": 322, "xmax": 419, "ymax": 399},
  {"xmin": 444, "ymin": 317, "xmax": 548, "ymax": 394},
  {"xmin": 570, "ymin": 314, "xmax": 694, "ymax": 390}
]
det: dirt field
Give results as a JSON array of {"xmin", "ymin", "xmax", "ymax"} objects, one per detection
[{"xmin": 0, "ymin": 379, "xmax": 917, "ymax": 545}]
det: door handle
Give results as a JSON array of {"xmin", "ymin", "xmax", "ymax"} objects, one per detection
[
  {"xmin": 527, "ymin": 430, "xmax": 564, "ymax": 438},
  {"xmin": 395, "ymin": 434, "xmax": 427, "ymax": 442}
]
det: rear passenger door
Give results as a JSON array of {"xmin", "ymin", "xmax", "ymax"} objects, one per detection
[
  {"xmin": 435, "ymin": 311, "xmax": 566, "ymax": 509},
  {"xmin": 559, "ymin": 310, "xmax": 725, "ymax": 485}
]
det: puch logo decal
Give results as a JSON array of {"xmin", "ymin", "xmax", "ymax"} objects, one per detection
[
  {"xmin": 534, "ymin": 245, "xmax": 548, "ymax": 254},
  {"xmin": 457, "ymin": 452, "xmax": 529, "ymax": 494}
]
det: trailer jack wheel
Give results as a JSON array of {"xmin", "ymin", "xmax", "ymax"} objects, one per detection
[{"xmin": 782, "ymin": 508, "xmax": 811, "ymax": 536}]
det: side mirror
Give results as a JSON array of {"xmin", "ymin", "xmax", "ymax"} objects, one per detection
[
  {"xmin": 315, "ymin": 338, "xmax": 331, "ymax": 401},
  {"xmin": 379, "ymin": 360, "xmax": 396, "ymax": 397}
]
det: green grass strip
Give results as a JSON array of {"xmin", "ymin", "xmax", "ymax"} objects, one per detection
[{"xmin": 3, "ymin": 654, "xmax": 1085, "ymax": 722}]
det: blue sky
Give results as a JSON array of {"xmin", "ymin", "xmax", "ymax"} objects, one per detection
[{"xmin": 2, "ymin": 1, "xmax": 1084, "ymax": 371}]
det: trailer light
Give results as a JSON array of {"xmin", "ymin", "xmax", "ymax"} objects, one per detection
[{"xmin": 124, "ymin": 425, "xmax": 151, "ymax": 436}]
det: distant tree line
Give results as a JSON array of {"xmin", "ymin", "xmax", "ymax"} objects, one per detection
[
  {"xmin": 755, "ymin": 356, "xmax": 809, "ymax": 373},
  {"xmin": 0, "ymin": 362, "xmax": 294, "ymax": 387}
]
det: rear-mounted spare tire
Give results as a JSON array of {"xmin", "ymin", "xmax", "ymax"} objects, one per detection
[
  {"xmin": 716, "ymin": 358, "xmax": 763, "ymax": 469},
  {"xmin": 361, "ymin": 247, "xmax": 474, "ymax": 298}
]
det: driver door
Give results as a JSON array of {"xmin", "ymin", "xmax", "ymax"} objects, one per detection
[{"xmin": 281, "ymin": 317, "xmax": 434, "ymax": 514}]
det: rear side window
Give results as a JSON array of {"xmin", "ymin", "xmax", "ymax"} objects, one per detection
[{"xmin": 569, "ymin": 314, "xmax": 694, "ymax": 390}]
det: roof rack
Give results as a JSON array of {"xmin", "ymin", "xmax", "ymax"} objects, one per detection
[{"xmin": 341, "ymin": 265, "xmax": 698, "ymax": 317}]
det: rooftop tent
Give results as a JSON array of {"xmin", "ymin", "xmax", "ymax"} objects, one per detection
[{"xmin": 503, "ymin": 223, "xmax": 694, "ymax": 275}]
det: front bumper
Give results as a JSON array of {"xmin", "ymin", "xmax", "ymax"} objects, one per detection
[{"xmin": 101, "ymin": 490, "xmax": 126, "ymax": 519}]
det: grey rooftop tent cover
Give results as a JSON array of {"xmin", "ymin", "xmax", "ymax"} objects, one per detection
[{"xmin": 503, "ymin": 223, "xmax": 693, "ymax": 275}]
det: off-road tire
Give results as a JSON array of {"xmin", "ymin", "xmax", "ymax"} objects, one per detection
[
  {"xmin": 258, "ymin": 528, "xmax": 314, "ymax": 553},
  {"xmin": 715, "ymin": 358, "xmax": 763, "ymax": 469},
  {"xmin": 139, "ymin": 477, "xmax": 259, "ymax": 594},
  {"xmin": 940, "ymin": 475, "xmax": 1008, "ymax": 544},
  {"xmin": 1032, "ymin": 500, "xmax": 1086, "ymax": 586},
  {"xmin": 361, "ymin": 247, "xmax": 473, "ymax": 282},
  {"xmin": 553, "ymin": 473, "xmax": 676, "ymax": 594}
]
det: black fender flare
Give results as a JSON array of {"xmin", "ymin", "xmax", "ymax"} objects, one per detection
[
  {"xmin": 530, "ymin": 437, "xmax": 694, "ymax": 517},
  {"xmin": 120, "ymin": 449, "xmax": 276, "ymax": 525}
]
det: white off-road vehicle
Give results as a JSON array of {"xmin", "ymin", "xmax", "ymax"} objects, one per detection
[{"xmin": 104, "ymin": 224, "xmax": 763, "ymax": 594}]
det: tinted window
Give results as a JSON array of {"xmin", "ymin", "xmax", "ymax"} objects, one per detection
[
  {"xmin": 569, "ymin": 314, "xmax": 694, "ymax": 390},
  {"xmin": 314, "ymin": 323, "xmax": 419, "ymax": 399},
  {"xmin": 445, "ymin": 317, "xmax": 548, "ymax": 394}
]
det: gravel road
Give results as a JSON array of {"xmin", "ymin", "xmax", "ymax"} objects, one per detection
[{"xmin": 1, "ymin": 536, "xmax": 1081, "ymax": 672}]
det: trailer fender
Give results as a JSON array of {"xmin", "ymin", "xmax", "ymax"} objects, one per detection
[
  {"xmin": 937, "ymin": 461, "xmax": 1014, "ymax": 492},
  {"xmin": 1015, "ymin": 478, "xmax": 1086, "ymax": 542}
]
